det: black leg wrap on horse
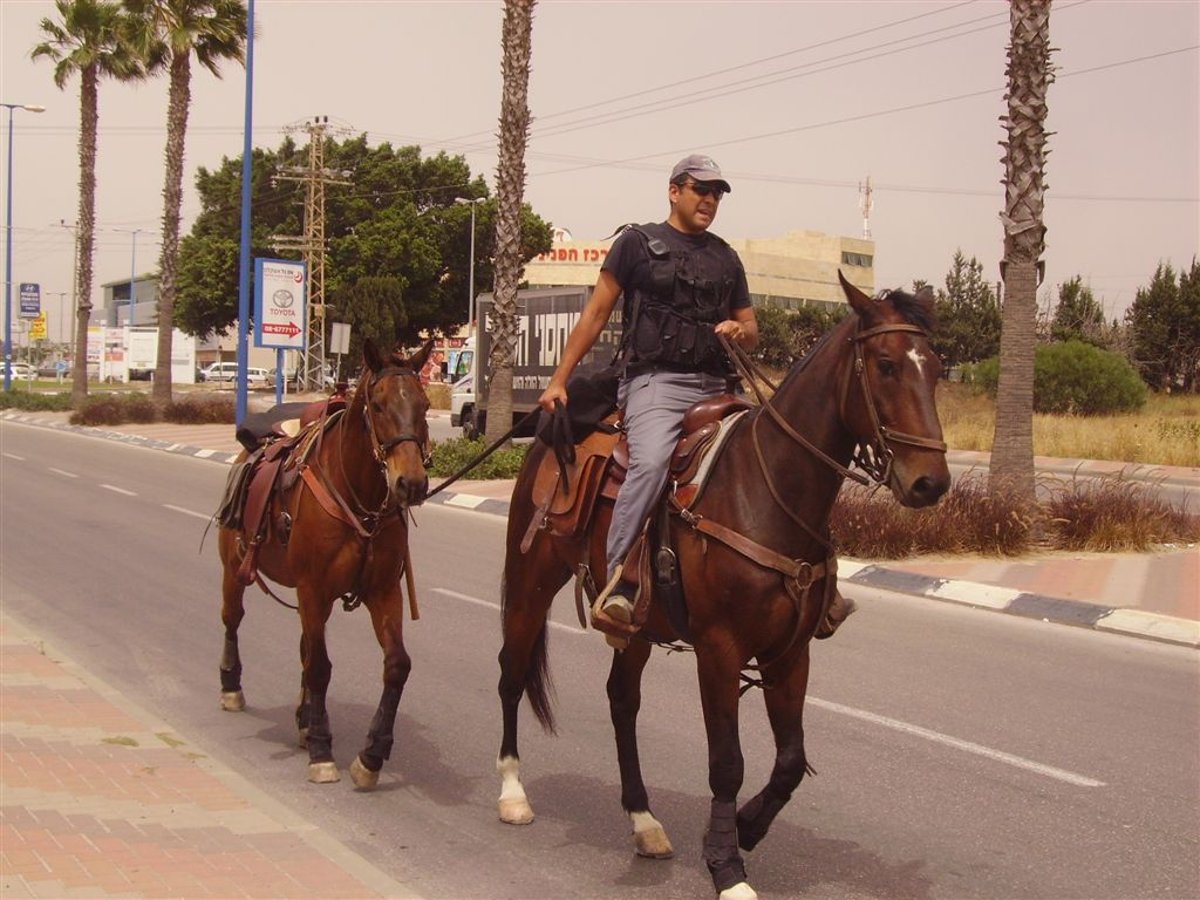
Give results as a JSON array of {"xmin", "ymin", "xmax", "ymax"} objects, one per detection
[
  {"xmin": 219, "ymin": 639, "xmax": 241, "ymax": 692},
  {"xmin": 305, "ymin": 692, "xmax": 333, "ymax": 761},
  {"xmin": 703, "ymin": 799, "xmax": 748, "ymax": 891},
  {"xmin": 737, "ymin": 787, "xmax": 790, "ymax": 852},
  {"xmin": 361, "ymin": 685, "xmax": 401, "ymax": 768}
]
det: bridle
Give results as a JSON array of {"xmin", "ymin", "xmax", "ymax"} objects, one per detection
[
  {"xmin": 359, "ymin": 365, "xmax": 432, "ymax": 466},
  {"xmin": 838, "ymin": 321, "xmax": 948, "ymax": 484}
]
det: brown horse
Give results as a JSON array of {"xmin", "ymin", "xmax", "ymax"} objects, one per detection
[
  {"xmin": 495, "ymin": 274, "xmax": 951, "ymax": 899},
  {"xmin": 217, "ymin": 340, "xmax": 432, "ymax": 788}
]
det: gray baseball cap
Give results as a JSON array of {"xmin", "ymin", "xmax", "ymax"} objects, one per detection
[{"xmin": 670, "ymin": 154, "xmax": 732, "ymax": 193}]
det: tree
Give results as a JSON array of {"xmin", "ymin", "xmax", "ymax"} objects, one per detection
[
  {"xmin": 334, "ymin": 275, "xmax": 406, "ymax": 367},
  {"xmin": 931, "ymin": 250, "xmax": 1001, "ymax": 372},
  {"xmin": 485, "ymin": 0, "xmax": 536, "ymax": 445},
  {"xmin": 1126, "ymin": 260, "xmax": 1200, "ymax": 392},
  {"xmin": 123, "ymin": 0, "xmax": 246, "ymax": 402},
  {"xmin": 1050, "ymin": 276, "xmax": 1105, "ymax": 346},
  {"xmin": 172, "ymin": 136, "xmax": 552, "ymax": 342},
  {"xmin": 31, "ymin": 0, "xmax": 145, "ymax": 405},
  {"xmin": 991, "ymin": 0, "xmax": 1054, "ymax": 506}
]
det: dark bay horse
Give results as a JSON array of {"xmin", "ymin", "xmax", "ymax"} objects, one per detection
[
  {"xmin": 217, "ymin": 340, "xmax": 432, "ymax": 788},
  {"xmin": 496, "ymin": 274, "xmax": 951, "ymax": 899}
]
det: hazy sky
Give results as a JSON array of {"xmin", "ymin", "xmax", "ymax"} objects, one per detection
[{"xmin": 2, "ymin": 0, "xmax": 1197, "ymax": 343}]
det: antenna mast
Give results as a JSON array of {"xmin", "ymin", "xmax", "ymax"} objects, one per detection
[{"xmin": 858, "ymin": 175, "xmax": 874, "ymax": 240}]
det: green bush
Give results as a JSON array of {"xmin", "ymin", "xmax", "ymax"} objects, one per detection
[
  {"xmin": 0, "ymin": 390, "xmax": 73, "ymax": 412},
  {"xmin": 971, "ymin": 341, "xmax": 1147, "ymax": 415},
  {"xmin": 70, "ymin": 392, "xmax": 159, "ymax": 426},
  {"xmin": 427, "ymin": 437, "xmax": 528, "ymax": 480}
]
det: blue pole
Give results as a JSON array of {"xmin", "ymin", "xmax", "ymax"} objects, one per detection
[
  {"xmin": 235, "ymin": 0, "xmax": 255, "ymax": 426},
  {"xmin": 3, "ymin": 106, "xmax": 14, "ymax": 392},
  {"xmin": 275, "ymin": 346, "xmax": 283, "ymax": 405}
]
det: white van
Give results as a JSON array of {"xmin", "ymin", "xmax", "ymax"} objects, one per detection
[{"xmin": 200, "ymin": 362, "xmax": 269, "ymax": 386}]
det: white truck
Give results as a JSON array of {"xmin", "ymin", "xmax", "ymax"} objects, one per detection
[{"xmin": 450, "ymin": 285, "xmax": 622, "ymax": 440}]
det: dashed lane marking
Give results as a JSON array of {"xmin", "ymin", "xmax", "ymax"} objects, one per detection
[
  {"xmin": 2, "ymin": 452, "xmax": 25, "ymax": 461},
  {"xmin": 101, "ymin": 484, "xmax": 137, "ymax": 496},
  {"xmin": 164, "ymin": 504, "xmax": 212, "ymax": 520},
  {"xmin": 47, "ymin": 467, "xmax": 78, "ymax": 478}
]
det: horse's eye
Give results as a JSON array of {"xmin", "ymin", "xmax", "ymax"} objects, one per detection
[{"xmin": 878, "ymin": 358, "xmax": 896, "ymax": 377}]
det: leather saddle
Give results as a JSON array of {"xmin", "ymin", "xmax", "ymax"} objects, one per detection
[
  {"xmin": 522, "ymin": 393, "xmax": 752, "ymax": 637},
  {"xmin": 217, "ymin": 393, "xmax": 348, "ymax": 585}
]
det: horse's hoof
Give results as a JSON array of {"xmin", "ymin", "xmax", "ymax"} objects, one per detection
[
  {"xmin": 220, "ymin": 691, "xmax": 245, "ymax": 711},
  {"xmin": 718, "ymin": 883, "xmax": 758, "ymax": 900},
  {"xmin": 307, "ymin": 761, "xmax": 340, "ymax": 784},
  {"xmin": 350, "ymin": 755, "xmax": 380, "ymax": 790},
  {"xmin": 498, "ymin": 797, "xmax": 535, "ymax": 825},
  {"xmin": 634, "ymin": 826, "xmax": 674, "ymax": 859}
]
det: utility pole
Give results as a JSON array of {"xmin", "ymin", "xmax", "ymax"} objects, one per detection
[{"xmin": 271, "ymin": 116, "xmax": 351, "ymax": 391}]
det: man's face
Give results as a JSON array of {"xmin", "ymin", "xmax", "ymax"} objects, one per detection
[{"xmin": 669, "ymin": 178, "xmax": 726, "ymax": 233}]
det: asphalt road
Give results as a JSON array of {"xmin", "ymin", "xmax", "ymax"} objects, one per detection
[{"xmin": 1, "ymin": 420, "xmax": 1198, "ymax": 899}]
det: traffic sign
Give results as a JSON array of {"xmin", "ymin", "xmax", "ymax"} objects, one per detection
[
  {"xmin": 19, "ymin": 283, "xmax": 40, "ymax": 319},
  {"xmin": 29, "ymin": 312, "xmax": 48, "ymax": 341},
  {"xmin": 254, "ymin": 259, "xmax": 307, "ymax": 350}
]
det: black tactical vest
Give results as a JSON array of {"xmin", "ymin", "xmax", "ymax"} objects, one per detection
[{"xmin": 622, "ymin": 223, "xmax": 738, "ymax": 374}]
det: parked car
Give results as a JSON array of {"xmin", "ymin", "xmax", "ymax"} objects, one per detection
[
  {"xmin": 199, "ymin": 362, "xmax": 269, "ymax": 386},
  {"xmin": 3, "ymin": 363, "xmax": 37, "ymax": 381}
]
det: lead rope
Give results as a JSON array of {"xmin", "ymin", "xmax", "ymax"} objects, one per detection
[{"xmin": 426, "ymin": 409, "xmax": 542, "ymax": 499}]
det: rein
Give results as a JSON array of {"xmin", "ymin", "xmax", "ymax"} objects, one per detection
[{"xmin": 426, "ymin": 408, "xmax": 542, "ymax": 499}]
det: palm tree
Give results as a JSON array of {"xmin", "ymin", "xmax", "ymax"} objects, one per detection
[
  {"xmin": 485, "ymin": 0, "xmax": 535, "ymax": 445},
  {"xmin": 124, "ymin": 0, "xmax": 246, "ymax": 402},
  {"xmin": 991, "ymin": 0, "xmax": 1054, "ymax": 506},
  {"xmin": 32, "ymin": 0, "xmax": 144, "ymax": 406}
]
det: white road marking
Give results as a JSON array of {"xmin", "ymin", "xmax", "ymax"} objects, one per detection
[
  {"xmin": 163, "ymin": 504, "xmax": 211, "ymax": 520},
  {"xmin": 808, "ymin": 697, "xmax": 1105, "ymax": 787},
  {"xmin": 100, "ymin": 484, "xmax": 137, "ymax": 496},
  {"xmin": 906, "ymin": 347, "xmax": 927, "ymax": 376},
  {"xmin": 432, "ymin": 588, "xmax": 587, "ymax": 634},
  {"xmin": 434, "ymin": 585, "xmax": 1105, "ymax": 788},
  {"xmin": 2, "ymin": 452, "xmax": 25, "ymax": 461},
  {"xmin": 48, "ymin": 468, "xmax": 79, "ymax": 478}
]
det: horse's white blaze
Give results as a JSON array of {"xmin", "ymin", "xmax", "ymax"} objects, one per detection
[{"xmin": 906, "ymin": 347, "xmax": 927, "ymax": 377}]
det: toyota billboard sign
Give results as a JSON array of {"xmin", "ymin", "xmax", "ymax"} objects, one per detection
[{"xmin": 254, "ymin": 258, "xmax": 307, "ymax": 350}]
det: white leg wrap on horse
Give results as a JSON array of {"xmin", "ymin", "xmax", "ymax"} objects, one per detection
[
  {"xmin": 630, "ymin": 810, "xmax": 674, "ymax": 859},
  {"xmin": 497, "ymin": 755, "xmax": 534, "ymax": 825},
  {"xmin": 718, "ymin": 882, "xmax": 758, "ymax": 900}
]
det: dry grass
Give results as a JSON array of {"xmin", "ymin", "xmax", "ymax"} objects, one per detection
[
  {"xmin": 1044, "ymin": 473, "xmax": 1200, "ymax": 552},
  {"xmin": 936, "ymin": 384, "xmax": 1200, "ymax": 467}
]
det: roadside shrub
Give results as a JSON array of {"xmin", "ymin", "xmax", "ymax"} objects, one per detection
[
  {"xmin": 70, "ymin": 392, "xmax": 158, "ymax": 426},
  {"xmin": 1045, "ymin": 473, "xmax": 1200, "ymax": 551},
  {"xmin": 163, "ymin": 396, "xmax": 235, "ymax": 424},
  {"xmin": 972, "ymin": 342, "xmax": 1147, "ymax": 415},
  {"xmin": 427, "ymin": 437, "xmax": 528, "ymax": 480},
  {"xmin": 0, "ymin": 390, "xmax": 72, "ymax": 412}
]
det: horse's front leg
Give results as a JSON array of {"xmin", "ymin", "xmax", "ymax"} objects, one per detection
[
  {"xmin": 218, "ymin": 550, "xmax": 247, "ymax": 711},
  {"xmin": 737, "ymin": 645, "xmax": 812, "ymax": 853},
  {"xmin": 696, "ymin": 641, "xmax": 756, "ymax": 900},
  {"xmin": 607, "ymin": 638, "xmax": 673, "ymax": 858},
  {"xmin": 297, "ymin": 589, "xmax": 339, "ymax": 784},
  {"xmin": 351, "ymin": 585, "xmax": 412, "ymax": 790}
]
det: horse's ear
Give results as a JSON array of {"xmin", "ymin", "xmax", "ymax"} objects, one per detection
[
  {"xmin": 363, "ymin": 339, "xmax": 385, "ymax": 372},
  {"xmin": 407, "ymin": 339, "xmax": 435, "ymax": 374},
  {"xmin": 914, "ymin": 284, "xmax": 935, "ymax": 306},
  {"xmin": 838, "ymin": 269, "xmax": 872, "ymax": 316}
]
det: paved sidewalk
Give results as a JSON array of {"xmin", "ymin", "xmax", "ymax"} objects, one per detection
[
  {"xmin": 4, "ymin": 408, "xmax": 1198, "ymax": 648},
  {"xmin": 0, "ymin": 613, "xmax": 420, "ymax": 899}
]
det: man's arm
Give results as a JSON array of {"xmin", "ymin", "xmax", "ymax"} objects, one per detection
[
  {"xmin": 714, "ymin": 305, "xmax": 759, "ymax": 351},
  {"xmin": 538, "ymin": 269, "xmax": 623, "ymax": 412}
]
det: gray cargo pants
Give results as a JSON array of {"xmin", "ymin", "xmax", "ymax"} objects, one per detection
[{"xmin": 606, "ymin": 369, "xmax": 728, "ymax": 579}]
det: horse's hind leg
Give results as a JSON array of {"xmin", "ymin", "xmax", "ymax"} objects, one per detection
[
  {"xmin": 297, "ymin": 590, "xmax": 340, "ymax": 784},
  {"xmin": 218, "ymin": 553, "xmax": 248, "ymax": 712},
  {"xmin": 350, "ymin": 586, "xmax": 411, "ymax": 790},
  {"xmin": 737, "ymin": 646, "xmax": 813, "ymax": 853},
  {"xmin": 496, "ymin": 537, "xmax": 572, "ymax": 826},
  {"xmin": 607, "ymin": 639, "xmax": 674, "ymax": 859}
]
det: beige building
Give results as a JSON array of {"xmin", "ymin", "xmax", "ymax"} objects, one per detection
[{"xmin": 523, "ymin": 229, "xmax": 875, "ymax": 311}]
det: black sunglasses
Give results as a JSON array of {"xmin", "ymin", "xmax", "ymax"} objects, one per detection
[{"xmin": 683, "ymin": 180, "xmax": 726, "ymax": 199}]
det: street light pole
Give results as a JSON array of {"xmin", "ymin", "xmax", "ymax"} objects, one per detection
[
  {"xmin": 454, "ymin": 197, "xmax": 486, "ymax": 339},
  {"xmin": 3, "ymin": 102, "xmax": 46, "ymax": 391}
]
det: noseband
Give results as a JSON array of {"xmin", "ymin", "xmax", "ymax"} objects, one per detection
[{"xmin": 838, "ymin": 322, "xmax": 948, "ymax": 483}]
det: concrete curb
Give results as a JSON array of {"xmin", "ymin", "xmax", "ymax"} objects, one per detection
[{"xmin": 7, "ymin": 410, "xmax": 1196, "ymax": 650}]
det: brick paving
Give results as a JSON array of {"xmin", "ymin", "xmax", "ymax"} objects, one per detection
[{"xmin": 0, "ymin": 616, "xmax": 420, "ymax": 900}]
